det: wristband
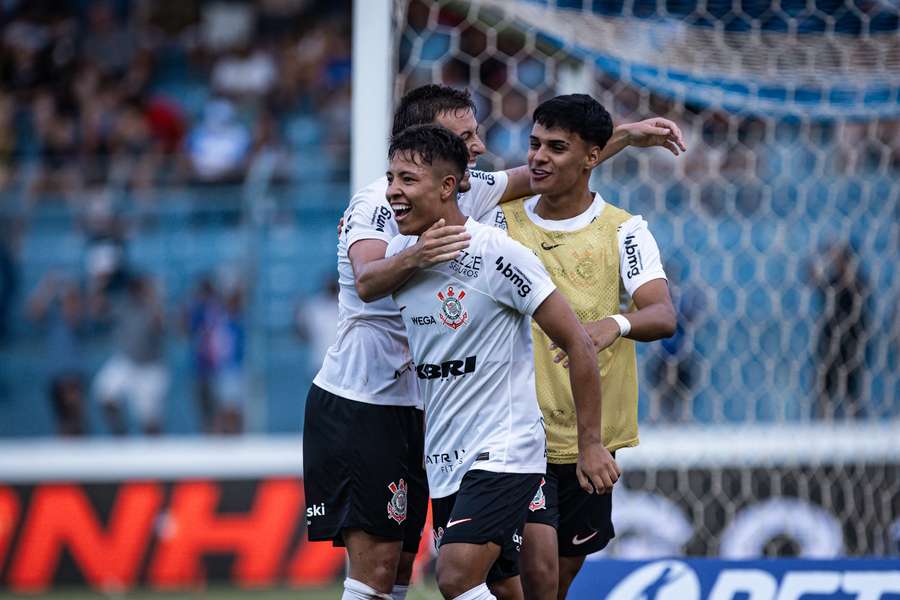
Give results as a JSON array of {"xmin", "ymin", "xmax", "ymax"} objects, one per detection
[{"xmin": 609, "ymin": 314, "xmax": 631, "ymax": 337}]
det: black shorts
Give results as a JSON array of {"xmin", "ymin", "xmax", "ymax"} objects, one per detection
[
  {"xmin": 525, "ymin": 462, "xmax": 615, "ymax": 556},
  {"xmin": 432, "ymin": 469, "xmax": 543, "ymax": 583},
  {"xmin": 302, "ymin": 384, "xmax": 428, "ymax": 553}
]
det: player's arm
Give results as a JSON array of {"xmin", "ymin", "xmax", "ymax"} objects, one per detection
[
  {"xmin": 553, "ymin": 279, "xmax": 676, "ymax": 364},
  {"xmin": 350, "ymin": 219, "xmax": 471, "ymax": 302},
  {"xmin": 498, "ymin": 117, "xmax": 687, "ymax": 203},
  {"xmin": 532, "ymin": 292, "xmax": 621, "ymax": 494}
]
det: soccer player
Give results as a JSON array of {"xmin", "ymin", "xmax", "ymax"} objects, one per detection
[
  {"xmin": 493, "ymin": 95, "xmax": 679, "ymax": 600},
  {"xmin": 384, "ymin": 124, "xmax": 619, "ymax": 600},
  {"xmin": 303, "ymin": 83, "xmax": 683, "ymax": 600}
]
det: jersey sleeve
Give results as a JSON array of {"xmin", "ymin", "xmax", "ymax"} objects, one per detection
[
  {"xmin": 458, "ymin": 170, "xmax": 510, "ymax": 221},
  {"xmin": 618, "ymin": 215, "xmax": 668, "ymax": 297},
  {"xmin": 488, "ymin": 235, "xmax": 556, "ymax": 316},
  {"xmin": 385, "ymin": 233, "xmax": 414, "ymax": 259},
  {"xmin": 345, "ymin": 182, "xmax": 396, "ymax": 248}
]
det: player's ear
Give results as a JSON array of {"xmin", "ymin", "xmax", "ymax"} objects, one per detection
[
  {"xmin": 585, "ymin": 144, "xmax": 602, "ymax": 170},
  {"xmin": 440, "ymin": 173, "xmax": 458, "ymax": 201}
]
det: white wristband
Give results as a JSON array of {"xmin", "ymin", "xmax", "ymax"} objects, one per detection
[{"xmin": 609, "ymin": 314, "xmax": 631, "ymax": 337}]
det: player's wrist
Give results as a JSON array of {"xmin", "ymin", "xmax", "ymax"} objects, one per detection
[{"xmin": 607, "ymin": 314, "xmax": 631, "ymax": 338}]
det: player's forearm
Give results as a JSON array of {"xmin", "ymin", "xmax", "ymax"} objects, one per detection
[
  {"xmin": 355, "ymin": 251, "xmax": 419, "ymax": 302},
  {"xmin": 566, "ymin": 334, "xmax": 605, "ymax": 449},
  {"xmin": 499, "ymin": 165, "xmax": 532, "ymax": 203},
  {"xmin": 596, "ymin": 125, "xmax": 630, "ymax": 164},
  {"xmin": 614, "ymin": 302, "xmax": 677, "ymax": 342}
]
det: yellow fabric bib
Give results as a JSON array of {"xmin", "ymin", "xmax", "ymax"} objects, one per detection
[{"xmin": 502, "ymin": 198, "xmax": 640, "ymax": 463}]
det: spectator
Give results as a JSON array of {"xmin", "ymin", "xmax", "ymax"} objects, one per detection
[
  {"xmin": 0, "ymin": 217, "xmax": 18, "ymax": 343},
  {"xmin": 811, "ymin": 242, "xmax": 871, "ymax": 420},
  {"xmin": 646, "ymin": 284, "xmax": 705, "ymax": 422},
  {"xmin": 211, "ymin": 43, "xmax": 277, "ymax": 104},
  {"xmin": 185, "ymin": 98, "xmax": 251, "ymax": 183},
  {"xmin": 213, "ymin": 287, "xmax": 247, "ymax": 434},
  {"xmin": 185, "ymin": 276, "xmax": 247, "ymax": 434},
  {"xmin": 295, "ymin": 276, "xmax": 339, "ymax": 375},
  {"xmin": 93, "ymin": 274, "xmax": 169, "ymax": 435},
  {"xmin": 26, "ymin": 272, "xmax": 88, "ymax": 435},
  {"xmin": 185, "ymin": 276, "xmax": 225, "ymax": 433}
]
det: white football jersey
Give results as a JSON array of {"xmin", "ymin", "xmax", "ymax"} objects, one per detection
[
  {"xmin": 386, "ymin": 218, "xmax": 555, "ymax": 497},
  {"xmin": 313, "ymin": 171, "xmax": 510, "ymax": 408},
  {"xmin": 484, "ymin": 193, "xmax": 667, "ymax": 299}
]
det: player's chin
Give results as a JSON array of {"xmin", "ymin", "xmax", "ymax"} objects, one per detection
[
  {"xmin": 396, "ymin": 215, "xmax": 422, "ymax": 236},
  {"xmin": 529, "ymin": 174, "xmax": 553, "ymax": 193}
]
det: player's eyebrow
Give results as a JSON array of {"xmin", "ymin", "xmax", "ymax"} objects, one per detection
[{"xmin": 530, "ymin": 135, "xmax": 570, "ymax": 147}]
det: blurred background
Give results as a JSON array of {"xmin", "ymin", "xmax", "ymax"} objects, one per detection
[{"xmin": 0, "ymin": 0, "xmax": 898, "ymax": 598}]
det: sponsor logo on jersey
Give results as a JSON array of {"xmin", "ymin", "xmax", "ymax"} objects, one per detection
[
  {"xmin": 494, "ymin": 257, "xmax": 532, "ymax": 297},
  {"xmin": 447, "ymin": 518, "xmax": 472, "ymax": 528},
  {"xmin": 449, "ymin": 250, "xmax": 482, "ymax": 278},
  {"xmin": 416, "ymin": 356, "xmax": 477, "ymax": 380},
  {"xmin": 392, "ymin": 363, "xmax": 413, "ymax": 380},
  {"xmin": 624, "ymin": 233, "xmax": 643, "ymax": 279},
  {"xmin": 541, "ymin": 241, "xmax": 563, "ymax": 250},
  {"xmin": 305, "ymin": 503, "xmax": 326, "ymax": 518},
  {"xmin": 512, "ymin": 529, "xmax": 524, "ymax": 551},
  {"xmin": 386, "ymin": 479, "xmax": 407, "ymax": 524},
  {"xmin": 469, "ymin": 170, "xmax": 496, "ymax": 185},
  {"xmin": 411, "ymin": 315, "xmax": 437, "ymax": 326},
  {"xmin": 437, "ymin": 286, "xmax": 468, "ymax": 330},
  {"xmin": 371, "ymin": 205, "xmax": 392, "ymax": 233},
  {"xmin": 493, "ymin": 209, "xmax": 508, "ymax": 231},
  {"xmin": 529, "ymin": 478, "xmax": 546, "ymax": 511},
  {"xmin": 571, "ymin": 531, "xmax": 599, "ymax": 545},
  {"xmin": 425, "ymin": 449, "xmax": 467, "ymax": 465}
]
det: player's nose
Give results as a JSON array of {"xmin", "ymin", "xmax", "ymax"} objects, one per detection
[{"xmin": 469, "ymin": 136, "xmax": 486, "ymax": 161}]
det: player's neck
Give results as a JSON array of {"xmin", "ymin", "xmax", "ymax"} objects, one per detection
[
  {"xmin": 534, "ymin": 186, "xmax": 594, "ymax": 221},
  {"xmin": 440, "ymin": 205, "xmax": 467, "ymax": 227}
]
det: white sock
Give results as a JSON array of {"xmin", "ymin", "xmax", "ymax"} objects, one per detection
[
  {"xmin": 392, "ymin": 584, "xmax": 410, "ymax": 600},
  {"xmin": 342, "ymin": 577, "xmax": 393, "ymax": 600},
  {"xmin": 453, "ymin": 583, "xmax": 496, "ymax": 600}
]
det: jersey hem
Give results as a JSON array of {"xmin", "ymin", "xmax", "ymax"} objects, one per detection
[
  {"xmin": 545, "ymin": 436, "xmax": 640, "ymax": 464},
  {"xmin": 311, "ymin": 376, "xmax": 421, "ymax": 408}
]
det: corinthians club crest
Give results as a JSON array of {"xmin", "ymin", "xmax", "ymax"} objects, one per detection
[
  {"xmin": 529, "ymin": 477, "xmax": 547, "ymax": 511},
  {"xmin": 437, "ymin": 286, "xmax": 468, "ymax": 330},
  {"xmin": 387, "ymin": 479, "xmax": 408, "ymax": 524}
]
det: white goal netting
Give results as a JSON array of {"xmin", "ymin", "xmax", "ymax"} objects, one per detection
[{"xmin": 391, "ymin": 0, "xmax": 900, "ymax": 557}]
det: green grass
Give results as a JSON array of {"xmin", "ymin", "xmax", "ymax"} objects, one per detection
[{"xmin": 0, "ymin": 583, "xmax": 443, "ymax": 600}]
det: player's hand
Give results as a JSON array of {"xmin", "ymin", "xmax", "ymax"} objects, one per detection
[
  {"xmin": 337, "ymin": 217, "xmax": 344, "ymax": 236},
  {"xmin": 411, "ymin": 218, "xmax": 471, "ymax": 268},
  {"xmin": 621, "ymin": 118, "xmax": 687, "ymax": 156},
  {"xmin": 576, "ymin": 441, "xmax": 620, "ymax": 495},
  {"xmin": 550, "ymin": 317, "xmax": 621, "ymax": 368}
]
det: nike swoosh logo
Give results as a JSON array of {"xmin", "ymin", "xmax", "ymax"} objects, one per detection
[
  {"xmin": 571, "ymin": 531, "xmax": 599, "ymax": 545},
  {"xmin": 446, "ymin": 518, "xmax": 472, "ymax": 528},
  {"xmin": 541, "ymin": 242, "xmax": 563, "ymax": 250}
]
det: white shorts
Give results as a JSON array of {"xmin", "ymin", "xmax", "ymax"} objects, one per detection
[{"xmin": 94, "ymin": 354, "xmax": 170, "ymax": 426}]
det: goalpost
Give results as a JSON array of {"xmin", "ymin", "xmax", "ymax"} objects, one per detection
[{"xmin": 353, "ymin": 0, "xmax": 900, "ymax": 558}]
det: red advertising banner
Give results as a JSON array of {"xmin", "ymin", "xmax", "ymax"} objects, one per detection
[{"xmin": 0, "ymin": 478, "xmax": 433, "ymax": 593}]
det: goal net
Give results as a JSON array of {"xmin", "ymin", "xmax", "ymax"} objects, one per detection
[{"xmin": 388, "ymin": 0, "xmax": 900, "ymax": 558}]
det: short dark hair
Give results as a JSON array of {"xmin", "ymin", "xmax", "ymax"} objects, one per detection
[
  {"xmin": 388, "ymin": 124, "xmax": 468, "ymax": 182},
  {"xmin": 532, "ymin": 94, "xmax": 613, "ymax": 149},
  {"xmin": 391, "ymin": 84, "xmax": 476, "ymax": 137}
]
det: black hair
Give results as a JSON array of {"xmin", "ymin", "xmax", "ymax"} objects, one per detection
[
  {"xmin": 391, "ymin": 84, "xmax": 476, "ymax": 137},
  {"xmin": 532, "ymin": 94, "xmax": 613, "ymax": 149},
  {"xmin": 388, "ymin": 124, "xmax": 468, "ymax": 182}
]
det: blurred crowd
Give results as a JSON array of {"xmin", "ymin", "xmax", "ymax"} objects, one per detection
[
  {"xmin": 0, "ymin": 0, "xmax": 352, "ymax": 437},
  {"xmin": 0, "ymin": 0, "xmax": 351, "ymax": 205}
]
